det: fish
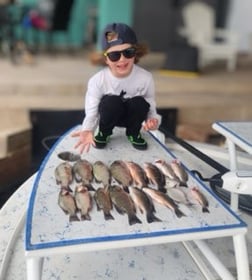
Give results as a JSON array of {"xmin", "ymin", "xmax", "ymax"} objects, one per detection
[
  {"xmin": 58, "ymin": 188, "xmax": 80, "ymax": 222},
  {"xmin": 57, "ymin": 151, "xmax": 81, "ymax": 162},
  {"xmin": 164, "ymin": 177, "xmax": 180, "ymax": 189},
  {"xmin": 74, "ymin": 184, "xmax": 93, "ymax": 220},
  {"xmin": 125, "ymin": 161, "xmax": 148, "ymax": 189},
  {"xmin": 142, "ymin": 187, "xmax": 186, "ymax": 218},
  {"xmin": 190, "ymin": 186, "xmax": 210, "ymax": 213},
  {"xmin": 170, "ymin": 159, "xmax": 189, "ymax": 187},
  {"xmin": 128, "ymin": 186, "xmax": 161, "ymax": 223},
  {"xmin": 167, "ymin": 186, "xmax": 191, "ymax": 205},
  {"xmin": 143, "ymin": 162, "xmax": 166, "ymax": 192},
  {"xmin": 93, "ymin": 161, "xmax": 111, "ymax": 187},
  {"xmin": 73, "ymin": 159, "xmax": 95, "ymax": 191},
  {"xmin": 108, "ymin": 185, "xmax": 142, "ymax": 225},
  {"xmin": 154, "ymin": 159, "xmax": 178, "ymax": 180},
  {"xmin": 94, "ymin": 187, "xmax": 114, "ymax": 220},
  {"xmin": 110, "ymin": 160, "xmax": 133, "ymax": 190},
  {"xmin": 55, "ymin": 162, "xmax": 73, "ymax": 191}
]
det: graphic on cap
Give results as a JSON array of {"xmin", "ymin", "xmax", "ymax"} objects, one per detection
[{"xmin": 105, "ymin": 31, "xmax": 119, "ymax": 44}]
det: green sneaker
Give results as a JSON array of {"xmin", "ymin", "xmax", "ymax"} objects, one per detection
[
  {"xmin": 94, "ymin": 131, "xmax": 111, "ymax": 149},
  {"xmin": 127, "ymin": 134, "xmax": 147, "ymax": 150}
]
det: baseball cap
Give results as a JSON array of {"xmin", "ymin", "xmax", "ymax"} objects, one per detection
[{"xmin": 101, "ymin": 22, "xmax": 138, "ymax": 50}]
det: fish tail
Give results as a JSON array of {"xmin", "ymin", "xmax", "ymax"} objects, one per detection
[
  {"xmin": 174, "ymin": 207, "xmax": 186, "ymax": 218},
  {"xmin": 104, "ymin": 211, "xmax": 114, "ymax": 220},
  {"xmin": 179, "ymin": 182, "xmax": 188, "ymax": 187},
  {"xmin": 147, "ymin": 212, "xmax": 162, "ymax": 223},
  {"xmin": 158, "ymin": 187, "xmax": 167, "ymax": 193},
  {"xmin": 123, "ymin": 186, "xmax": 129, "ymax": 193},
  {"xmin": 128, "ymin": 214, "xmax": 142, "ymax": 225},
  {"xmin": 61, "ymin": 186, "xmax": 73, "ymax": 192},
  {"xmin": 74, "ymin": 174, "xmax": 82, "ymax": 183},
  {"xmin": 87, "ymin": 184, "xmax": 96, "ymax": 192},
  {"xmin": 187, "ymin": 202, "xmax": 194, "ymax": 207},
  {"xmin": 69, "ymin": 214, "xmax": 80, "ymax": 222},
  {"xmin": 81, "ymin": 213, "xmax": 91, "ymax": 221},
  {"xmin": 202, "ymin": 207, "xmax": 210, "ymax": 213}
]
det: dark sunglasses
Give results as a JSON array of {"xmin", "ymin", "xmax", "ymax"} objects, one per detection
[{"xmin": 104, "ymin": 47, "xmax": 136, "ymax": 62}]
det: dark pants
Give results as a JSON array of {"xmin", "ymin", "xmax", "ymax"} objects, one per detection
[{"xmin": 98, "ymin": 95, "xmax": 150, "ymax": 136}]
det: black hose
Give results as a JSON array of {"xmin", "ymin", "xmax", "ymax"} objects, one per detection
[{"xmin": 159, "ymin": 127, "xmax": 229, "ymax": 174}]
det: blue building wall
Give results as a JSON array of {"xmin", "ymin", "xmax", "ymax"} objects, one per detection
[
  {"xmin": 17, "ymin": 0, "xmax": 133, "ymax": 49},
  {"xmin": 18, "ymin": 0, "xmax": 97, "ymax": 47},
  {"xmin": 96, "ymin": 0, "xmax": 133, "ymax": 50}
]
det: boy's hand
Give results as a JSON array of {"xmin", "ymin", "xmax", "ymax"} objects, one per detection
[
  {"xmin": 143, "ymin": 118, "xmax": 159, "ymax": 131},
  {"xmin": 71, "ymin": 130, "xmax": 95, "ymax": 153}
]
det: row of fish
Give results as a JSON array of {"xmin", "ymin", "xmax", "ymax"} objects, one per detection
[
  {"xmin": 56, "ymin": 157, "xmax": 210, "ymax": 224},
  {"xmin": 55, "ymin": 158, "xmax": 188, "ymax": 193},
  {"xmin": 58, "ymin": 183, "xmax": 185, "ymax": 225}
]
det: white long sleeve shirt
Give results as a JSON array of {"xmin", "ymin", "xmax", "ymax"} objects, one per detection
[{"xmin": 82, "ymin": 64, "xmax": 160, "ymax": 131}]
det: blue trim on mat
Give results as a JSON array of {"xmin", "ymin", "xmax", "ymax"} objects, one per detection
[
  {"xmin": 25, "ymin": 126, "xmax": 80, "ymax": 250},
  {"xmin": 27, "ymin": 221, "xmax": 246, "ymax": 251}
]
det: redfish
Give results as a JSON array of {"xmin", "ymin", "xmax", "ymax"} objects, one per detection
[
  {"xmin": 190, "ymin": 186, "xmax": 210, "ymax": 213},
  {"xmin": 143, "ymin": 162, "xmax": 166, "ymax": 193},
  {"xmin": 170, "ymin": 159, "xmax": 189, "ymax": 187},
  {"xmin": 126, "ymin": 161, "xmax": 148, "ymax": 189},
  {"xmin": 154, "ymin": 159, "xmax": 178, "ymax": 180},
  {"xmin": 143, "ymin": 187, "xmax": 186, "ymax": 218}
]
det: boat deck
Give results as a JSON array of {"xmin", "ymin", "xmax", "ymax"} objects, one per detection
[{"xmin": 1, "ymin": 139, "xmax": 252, "ymax": 279}]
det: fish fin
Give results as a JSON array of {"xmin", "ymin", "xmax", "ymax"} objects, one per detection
[
  {"xmin": 202, "ymin": 207, "xmax": 210, "ymax": 213},
  {"xmin": 174, "ymin": 208, "xmax": 186, "ymax": 218},
  {"xmin": 104, "ymin": 212, "xmax": 114, "ymax": 220},
  {"xmin": 61, "ymin": 186, "xmax": 73, "ymax": 192},
  {"xmin": 69, "ymin": 214, "xmax": 80, "ymax": 222},
  {"xmin": 87, "ymin": 184, "xmax": 96, "ymax": 192},
  {"xmin": 81, "ymin": 213, "xmax": 91, "ymax": 221},
  {"xmin": 151, "ymin": 204, "xmax": 157, "ymax": 213},
  {"xmin": 74, "ymin": 174, "xmax": 82, "ymax": 183},
  {"xmin": 114, "ymin": 204, "xmax": 125, "ymax": 215},
  {"xmin": 139, "ymin": 208, "xmax": 144, "ymax": 214},
  {"xmin": 96, "ymin": 204, "xmax": 101, "ymax": 211},
  {"xmin": 158, "ymin": 187, "xmax": 167, "ymax": 193},
  {"xmin": 147, "ymin": 212, "xmax": 162, "ymax": 223},
  {"xmin": 128, "ymin": 214, "xmax": 142, "ymax": 225},
  {"xmin": 179, "ymin": 182, "xmax": 188, "ymax": 187},
  {"xmin": 123, "ymin": 186, "xmax": 129, "ymax": 193},
  {"xmin": 186, "ymin": 202, "xmax": 194, "ymax": 207},
  {"xmin": 60, "ymin": 208, "xmax": 69, "ymax": 215}
]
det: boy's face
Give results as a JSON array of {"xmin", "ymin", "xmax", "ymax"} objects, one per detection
[{"xmin": 104, "ymin": 43, "xmax": 135, "ymax": 78}]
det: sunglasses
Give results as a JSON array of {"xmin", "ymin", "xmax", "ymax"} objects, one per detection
[{"xmin": 104, "ymin": 47, "xmax": 136, "ymax": 62}]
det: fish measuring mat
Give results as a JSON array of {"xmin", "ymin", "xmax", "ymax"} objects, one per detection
[{"xmin": 26, "ymin": 126, "xmax": 246, "ymax": 250}]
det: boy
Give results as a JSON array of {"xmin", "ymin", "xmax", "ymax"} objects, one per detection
[{"xmin": 72, "ymin": 22, "xmax": 160, "ymax": 153}]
